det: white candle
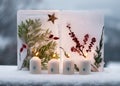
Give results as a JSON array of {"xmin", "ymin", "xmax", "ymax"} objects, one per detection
[
  {"xmin": 48, "ymin": 59, "xmax": 59, "ymax": 74},
  {"xmin": 30, "ymin": 56, "xmax": 41, "ymax": 74},
  {"xmin": 63, "ymin": 58, "xmax": 74, "ymax": 75},
  {"xmin": 79, "ymin": 59, "xmax": 91, "ymax": 75}
]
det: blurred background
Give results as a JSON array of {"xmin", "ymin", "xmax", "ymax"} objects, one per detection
[{"xmin": 0, "ymin": 0, "xmax": 120, "ymax": 66}]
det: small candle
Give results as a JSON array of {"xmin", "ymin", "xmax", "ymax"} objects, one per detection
[
  {"xmin": 79, "ymin": 59, "xmax": 91, "ymax": 75},
  {"xmin": 63, "ymin": 58, "xmax": 74, "ymax": 75},
  {"xmin": 30, "ymin": 56, "xmax": 41, "ymax": 74},
  {"xmin": 48, "ymin": 59, "xmax": 59, "ymax": 74}
]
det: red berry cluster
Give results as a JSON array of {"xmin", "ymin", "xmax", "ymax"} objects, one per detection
[
  {"xmin": 86, "ymin": 37, "xmax": 96, "ymax": 52},
  {"xmin": 71, "ymin": 46, "xmax": 77, "ymax": 52},
  {"xmin": 20, "ymin": 44, "xmax": 27, "ymax": 53},
  {"xmin": 67, "ymin": 24, "xmax": 85, "ymax": 56},
  {"xmin": 49, "ymin": 34, "xmax": 59, "ymax": 40},
  {"xmin": 67, "ymin": 24, "xmax": 81, "ymax": 51},
  {"xmin": 83, "ymin": 34, "xmax": 89, "ymax": 44},
  {"xmin": 80, "ymin": 34, "xmax": 90, "ymax": 50},
  {"xmin": 66, "ymin": 24, "xmax": 96, "ymax": 58}
]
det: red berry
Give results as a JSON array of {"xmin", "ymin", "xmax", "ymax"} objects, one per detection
[
  {"xmin": 76, "ymin": 45, "xmax": 80, "ymax": 48},
  {"xmin": 69, "ymin": 33, "xmax": 71, "ymax": 35},
  {"xmin": 90, "ymin": 44, "xmax": 92, "ymax": 46},
  {"xmin": 82, "ymin": 46, "xmax": 84, "ymax": 48},
  {"xmin": 66, "ymin": 24, "xmax": 71, "ymax": 29},
  {"xmin": 53, "ymin": 37, "xmax": 59, "ymax": 40},
  {"xmin": 84, "ymin": 34, "xmax": 89, "ymax": 38},
  {"xmin": 86, "ymin": 50, "xmax": 89, "ymax": 52},
  {"xmin": 89, "ymin": 46, "xmax": 91, "ymax": 49},
  {"xmin": 91, "ymin": 41, "xmax": 94, "ymax": 45},
  {"xmin": 20, "ymin": 48, "xmax": 23, "ymax": 52},
  {"xmin": 22, "ymin": 44, "xmax": 27, "ymax": 48},
  {"xmin": 90, "ymin": 44, "xmax": 94, "ymax": 47},
  {"xmin": 71, "ymin": 32, "xmax": 75, "ymax": 37},
  {"xmin": 85, "ymin": 38, "xmax": 88, "ymax": 41},
  {"xmin": 71, "ymin": 47, "xmax": 76, "ymax": 52},
  {"xmin": 73, "ymin": 38, "xmax": 77, "ymax": 42},
  {"xmin": 92, "ymin": 37, "xmax": 96, "ymax": 42},
  {"xmin": 49, "ymin": 34, "xmax": 54, "ymax": 38}
]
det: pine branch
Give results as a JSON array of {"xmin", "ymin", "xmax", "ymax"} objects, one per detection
[
  {"xmin": 18, "ymin": 19, "xmax": 59, "ymax": 69},
  {"xmin": 94, "ymin": 26, "xmax": 104, "ymax": 68}
]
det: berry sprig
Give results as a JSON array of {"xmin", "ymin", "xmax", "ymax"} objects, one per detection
[
  {"xmin": 67, "ymin": 24, "xmax": 86, "ymax": 57},
  {"xmin": 86, "ymin": 37, "xmax": 96, "ymax": 52},
  {"xmin": 83, "ymin": 34, "xmax": 89, "ymax": 45},
  {"xmin": 66, "ymin": 24, "xmax": 96, "ymax": 58},
  {"xmin": 81, "ymin": 34, "xmax": 89, "ymax": 51}
]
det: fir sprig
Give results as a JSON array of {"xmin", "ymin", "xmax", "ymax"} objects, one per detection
[
  {"xmin": 18, "ymin": 19, "xmax": 59, "ymax": 69},
  {"xmin": 94, "ymin": 26, "xmax": 104, "ymax": 68}
]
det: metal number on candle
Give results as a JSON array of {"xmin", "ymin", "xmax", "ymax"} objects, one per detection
[
  {"xmin": 48, "ymin": 59, "xmax": 59, "ymax": 74},
  {"xmin": 67, "ymin": 67, "xmax": 70, "ymax": 71},
  {"xmin": 66, "ymin": 62, "xmax": 71, "ymax": 72},
  {"xmin": 79, "ymin": 59, "xmax": 91, "ymax": 75},
  {"xmin": 30, "ymin": 56, "xmax": 41, "ymax": 74},
  {"xmin": 63, "ymin": 59, "xmax": 74, "ymax": 74},
  {"xmin": 33, "ymin": 66, "xmax": 36, "ymax": 70},
  {"xmin": 51, "ymin": 68, "xmax": 54, "ymax": 72},
  {"xmin": 83, "ymin": 68, "xmax": 86, "ymax": 71}
]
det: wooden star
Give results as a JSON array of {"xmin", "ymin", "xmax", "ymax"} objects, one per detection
[{"xmin": 48, "ymin": 13, "xmax": 58, "ymax": 24}]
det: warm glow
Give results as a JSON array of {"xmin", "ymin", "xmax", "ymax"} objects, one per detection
[
  {"xmin": 52, "ymin": 53, "xmax": 56, "ymax": 58},
  {"xmin": 35, "ymin": 52, "xmax": 39, "ymax": 56},
  {"xmin": 68, "ymin": 53, "xmax": 70, "ymax": 58}
]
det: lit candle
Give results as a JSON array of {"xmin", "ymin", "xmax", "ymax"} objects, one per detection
[
  {"xmin": 79, "ymin": 58, "xmax": 91, "ymax": 75},
  {"xmin": 48, "ymin": 59, "xmax": 59, "ymax": 74},
  {"xmin": 30, "ymin": 56, "xmax": 41, "ymax": 74},
  {"xmin": 63, "ymin": 58, "xmax": 74, "ymax": 75}
]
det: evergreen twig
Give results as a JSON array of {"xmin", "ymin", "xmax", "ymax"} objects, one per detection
[
  {"xmin": 94, "ymin": 26, "xmax": 104, "ymax": 68},
  {"xmin": 18, "ymin": 19, "xmax": 59, "ymax": 69}
]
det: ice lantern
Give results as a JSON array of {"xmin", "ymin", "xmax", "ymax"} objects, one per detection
[
  {"xmin": 17, "ymin": 10, "xmax": 60, "ymax": 70},
  {"xmin": 60, "ymin": 11, "xmax": 104, "ymax": 72},
  {"xmin": 17, "ymin": 10, "xmax": 104, "ymax": 72}
]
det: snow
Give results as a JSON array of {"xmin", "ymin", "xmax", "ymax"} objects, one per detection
[
  {"xmin": 107, "ymin": 62, "xmax": 120, "ymax": 73},
  {"xmin": 0, "ymin": 64, "xmax": 120, "ymax": 86}
]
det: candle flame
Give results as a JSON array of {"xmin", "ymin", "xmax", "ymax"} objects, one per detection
[
  {"xmin": 67, "ymin": 54, "xmax": 70, "ymax": 58},
  {"xmin": 35, "ymin": 52, "xmax": 39, "ymax": 56},
  {"xmin": 52, "ymin": 53, "xmax": 56, "ymax": 58}
]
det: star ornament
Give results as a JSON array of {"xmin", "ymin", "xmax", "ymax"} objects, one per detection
[{"xmin": 48, "ymin": 13, "xmax": 58, "ymax": 24}]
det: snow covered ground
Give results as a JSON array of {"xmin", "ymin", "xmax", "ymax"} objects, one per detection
[{"xmin": 0, "ymin": 63, "xmax": 120, "ymax": 86}]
